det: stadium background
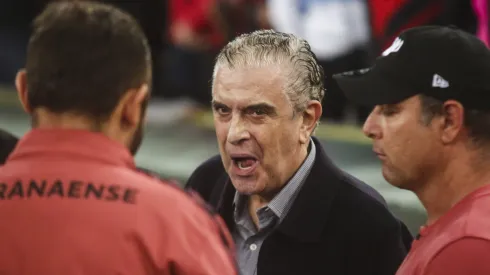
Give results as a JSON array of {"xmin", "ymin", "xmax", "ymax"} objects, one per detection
[{"xmin": 0, "ymin": 0, "xmax": 485, "ymax": 234}]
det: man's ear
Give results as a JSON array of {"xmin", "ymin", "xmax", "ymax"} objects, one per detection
[
  {"xmin": 119, "ymin": 84, "xmax": 149, "ymax": 128},
  {"xmin": 15, "ymin": 69, "xmax": 32, "ymax": 114},
  {"xmin": 299, "ymin": 100, "xmax": 322, "ymax": 144},
  {"xmin": 440, "ymin": 100, "xmax": 465, "ymax": 144}
]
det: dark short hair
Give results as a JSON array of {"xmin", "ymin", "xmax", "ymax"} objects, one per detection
[
  {"xmin": 26, "ymin": 1, "xmax": 151, "ymax": 120},
  {"xmin": 419, "ymin": 94, "xmax": 490, "ymax": 148}
]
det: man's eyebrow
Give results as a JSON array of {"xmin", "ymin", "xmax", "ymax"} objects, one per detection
[
  {"xmin": 244, "ymin": 103, "xmax": 277, "ymax": 114},
  {"xmin": 211, "ymin": 101, "xmax": 277, "ymax": 114},
  {"xmin": 245, "ymin": 103, "xmax": 274, "ymax": 110},
  {"xmin": 211, "ymin": 100, "xmax": 227, "ymax": 108}
]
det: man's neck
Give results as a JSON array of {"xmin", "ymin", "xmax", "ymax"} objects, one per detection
[
  {"xmin": 248, "ymin": 196, "xmax": 268, "ymax": 229},
  {"xmin": 34, "ymin": 109, "xmax": 103, "ymax": 131},
  {"xmin": 417, "ymin": 153, "xmax": 490, "ymax": 226}
]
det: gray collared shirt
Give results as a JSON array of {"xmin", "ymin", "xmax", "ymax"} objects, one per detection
[{"xmin": 232, "ymin": 140, "xmax": 316, "ymax": 275}]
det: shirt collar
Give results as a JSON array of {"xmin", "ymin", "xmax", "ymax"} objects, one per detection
[
  {"xmin": 233, "ymin": 139, "xmax": 316, "ymax": 221},
  {"xmin": 7, "ymin": 128, "xmax": 136, "ymax": 169}
]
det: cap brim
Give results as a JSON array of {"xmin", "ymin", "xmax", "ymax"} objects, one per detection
[{"xmin": 333, "ymin": 67, "xmax": 415, "ymax": 106}]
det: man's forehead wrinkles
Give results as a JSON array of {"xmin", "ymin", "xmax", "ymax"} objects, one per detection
[{"xmin": 211, "ymin": 64, "xmax": 292, "ymax": 113}]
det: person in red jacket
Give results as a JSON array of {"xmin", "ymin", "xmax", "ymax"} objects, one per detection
[{"xmin": 0, "ymin": 2, "xmax": 237, "ymax": 275}]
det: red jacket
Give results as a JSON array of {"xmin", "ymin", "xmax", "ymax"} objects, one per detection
[{"xmin": 0, "ymin": 129, "xmax": 237, "ymax": 275}]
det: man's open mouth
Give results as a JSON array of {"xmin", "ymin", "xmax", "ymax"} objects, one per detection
[
  {"xmin": 230, "ymin": 154, "xmax": 259, "ymax": 176},
  {"xmin": 232, "ymin": 156, "xmax": 257, "ymax": 170}
]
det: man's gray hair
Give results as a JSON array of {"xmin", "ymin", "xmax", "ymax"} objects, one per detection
[{"xmin": 212, "ymin": 30, "xmax": 325, "ymax": 114}]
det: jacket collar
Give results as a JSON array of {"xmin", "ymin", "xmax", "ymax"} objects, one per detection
[
  {"xmin": 216, "ymin": 136, "xmax": 342, "ymax": 242},
  {"xmin": 7, "ymin": 128, "xmax": 136, "ymax": 169}
]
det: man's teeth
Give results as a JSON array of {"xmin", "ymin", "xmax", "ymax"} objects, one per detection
[
  {"xmin": 238, "ymin": 161, "xmax": 251, "ymax": 170},
  {"xmin": 238, "ymin": 161, "xmax": 250, "ymax": 170}
]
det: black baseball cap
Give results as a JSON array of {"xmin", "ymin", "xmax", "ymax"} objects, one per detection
[{"xmin": 333, "ymin": 25, "xmax": 490, "ymax": 110}]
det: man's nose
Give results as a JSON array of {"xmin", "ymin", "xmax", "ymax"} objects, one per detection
[
  {"xmin": 227, "ymin": 115, "xmax": 250, "ymax": 145},
  {"xmin": 362, "ymin": 108, "xmax": 382, "ymax": 140}
]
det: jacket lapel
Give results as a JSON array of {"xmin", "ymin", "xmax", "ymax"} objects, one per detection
[
  {"xmin": 214, "ymin": 177, "xmax": 237, "ymax": 232},
  {"xmin": 276, "ymin": 137, "xmax": 342, "ymax": 242}
]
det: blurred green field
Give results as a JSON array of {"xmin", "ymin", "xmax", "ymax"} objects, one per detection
[{"xmin": 0, "ymin": 85, "xmax": 426, "ymax": 234}]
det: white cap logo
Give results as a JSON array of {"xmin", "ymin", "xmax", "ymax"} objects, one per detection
[
  {"xmin": 432, "ymin": 74, "xmax": 449, "ymax": 88},
  {"xmin": 382, "ymin": 37, "xmax": 404, "ymax": 56}
]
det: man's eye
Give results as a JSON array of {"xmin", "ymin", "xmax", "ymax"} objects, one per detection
[
  {"xmin": 382, "ymin": 109, "xmax": 396, "ymax": 116},
  {"xmin": 248, "ymin": 108, "xmax": 267, "ymax": 117},
  {"xmin": 216, "ymin": 107, "xmax": 230, "ymax": 115},
  {"xmin": 380, "ymin": 105, "xmax": 399, "ymax": 116},
  {"xmin": 251, "ymin": 110, "xmax": 266, "ymax": 116}
]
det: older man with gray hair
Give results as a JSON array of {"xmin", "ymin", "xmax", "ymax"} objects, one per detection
[{"xmin": 186, "ymin": 29, "xmax": 411, "ymax": 275}]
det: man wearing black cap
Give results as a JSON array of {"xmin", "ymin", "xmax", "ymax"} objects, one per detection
[{"xmin": 335, "ymin": 25, "xmax": 490, "ymax": 275}]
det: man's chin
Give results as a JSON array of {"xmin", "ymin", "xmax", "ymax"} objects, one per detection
[
  {"xmin": 382, "ymin": 168, "xmax": 411, "ymax": 190},
  {"xmin": 229, "ymin": 174, "xmax": 260, "ymax": 194}
]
